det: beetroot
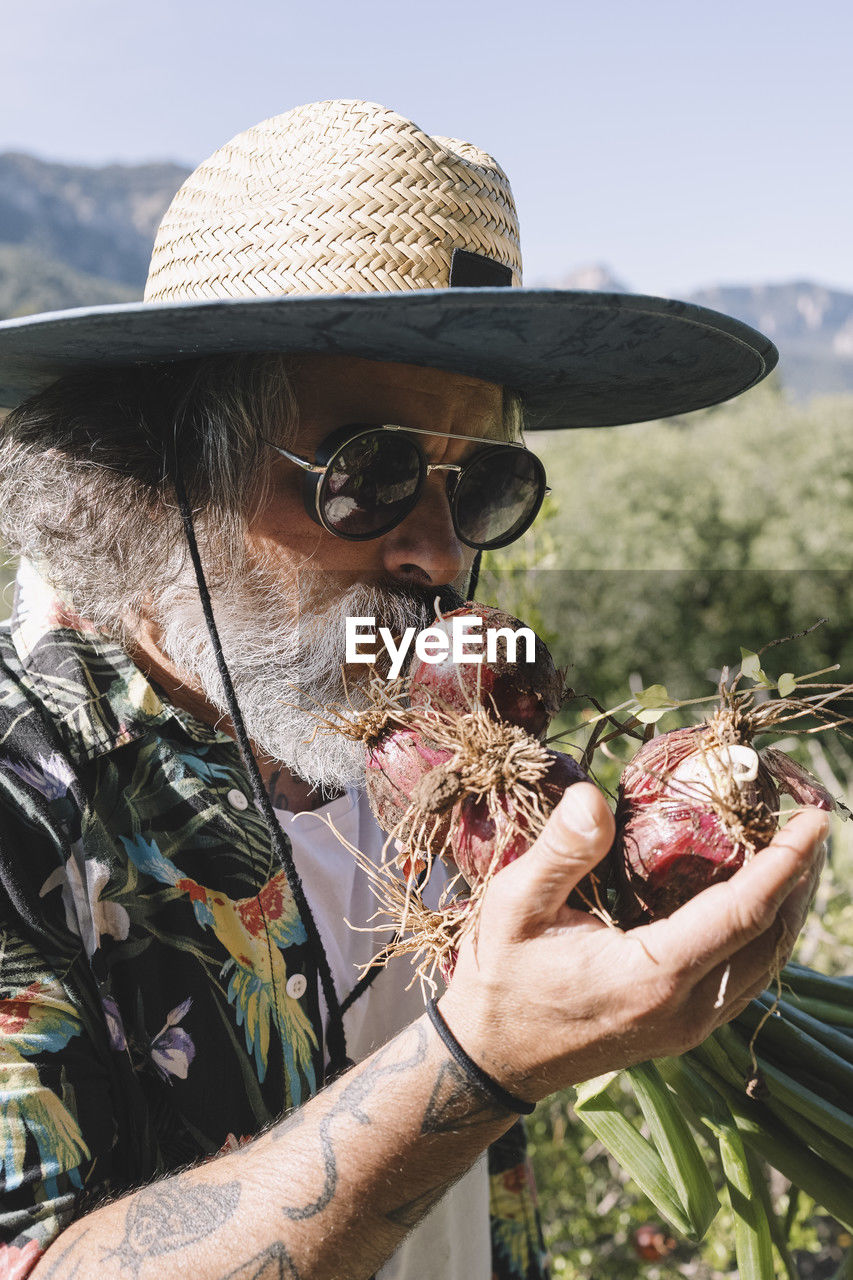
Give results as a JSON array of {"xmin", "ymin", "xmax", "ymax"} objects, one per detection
[
  {"xmin": 450, "ymin": 749, "xmax": 588, "ymax": 881},
  {"xmin": 408, "ymin": 602, "xmax": 564, "ymax": 738},
  {"xmin": 614, "ymin": 722, "xmax": 838, "ymax": 924},
  {"xmin": 348, "ymin": 598, "xmax": 605, "ymax": 988},
  {"xmin": 365, "ymin": 727, "xmax": 453, "ymax": 840}
]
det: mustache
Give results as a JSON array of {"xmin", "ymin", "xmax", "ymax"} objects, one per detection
[{"xmin": 363, "ymin": 579, "xmax": 466, "ymax": 622}]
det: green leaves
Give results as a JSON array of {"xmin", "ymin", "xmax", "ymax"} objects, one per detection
[
  {"xmin": 572, "ymin": 1062, "xmax": 718, "ymax": 1241},
  {"xmin": 739, "ymin": 654, "xmax": 802, "ymax": 699},
  {"xmin": 631, "ymin": 683, "xmax": 678, "ymax": 724},
  {"xmin": 739, "ymin": 648, "xmax": 771, "ymax": 686},
  {"xmin": 662, "ymin": 1054, "xmax": 782, "ymax": 1279},
  {"xmin": 571, "ymin": 973, "xmax": 853, "ymax": 1273},
  {"xmin": 719, "ymin": 1127, "xmax": 775, "ymax": 1280}
]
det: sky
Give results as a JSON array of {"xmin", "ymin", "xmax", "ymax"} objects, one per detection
[{"xmin": 2, "ymin": 0, "xmax": 852, "ymax": 297}]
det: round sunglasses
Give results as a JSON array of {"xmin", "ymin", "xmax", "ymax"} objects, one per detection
[{"xmin": 263, "ymin": 424, "xmax": 548, "ymax": 550}]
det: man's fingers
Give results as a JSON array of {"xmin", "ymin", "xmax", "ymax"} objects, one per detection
[
  {"xmin": 694, "ymin": 917, "xmax": 788, "ymax": 1021},
  {"xmin": 648, "ymin": 807, "xmax": 829, "ymax": 981},
  {"xmin": 700, "ymin": 851, "xmax": 825, "ymax": 1018},
  {"xmin": 497, "ymin": 782, "xmax": 615, "ymax": 928}
]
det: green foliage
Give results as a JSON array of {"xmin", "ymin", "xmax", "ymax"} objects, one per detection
[
  {"xmin": 481, "ymin": 384, "xmax": 852, "ymax": 758},
  {"xmin": 482, "ymin": 385, "xmax": 853, "ymax": 1277}
]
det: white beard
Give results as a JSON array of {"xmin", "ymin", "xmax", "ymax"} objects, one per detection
[{"xmin": 154, "ymin": 562, "xmax": 445, "ymax": 793}]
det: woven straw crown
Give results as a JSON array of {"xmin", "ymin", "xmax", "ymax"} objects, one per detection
[{"xmin": 144, "ymin": 100, "xmax": 522, "ymax": 303}]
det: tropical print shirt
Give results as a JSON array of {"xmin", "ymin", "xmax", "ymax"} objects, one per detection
[{"xmin": 0, "ymin": 566, "xmax": 549, "ymax": 1280}]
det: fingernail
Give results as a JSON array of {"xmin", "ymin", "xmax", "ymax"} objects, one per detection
[{"xmin": 561, "ymin": 784, "xmax": 601, "ymax": 836}]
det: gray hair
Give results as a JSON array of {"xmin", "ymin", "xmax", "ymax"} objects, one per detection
[
  {"xmin": 0, "ymin": 354, "xmax": 523, "ymax": 637},
  {"xmin": 0, "ymin": 354, "xmax": 298, "ymax": 635}
]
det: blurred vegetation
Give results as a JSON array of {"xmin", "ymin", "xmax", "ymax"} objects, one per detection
[
  {"xmin": 482, "ymin": 379, "xmax": 851, "ymax": 706},
  {"xmin": 481, "ymin": 383, "xmax": 852, "ymax": 1278}
]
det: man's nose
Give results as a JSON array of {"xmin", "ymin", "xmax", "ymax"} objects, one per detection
[{"xmin": 380, "ymin": 474, "xmax": 469, "ymax": 586}]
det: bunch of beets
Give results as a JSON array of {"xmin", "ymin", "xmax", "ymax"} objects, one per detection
[{"xmin": 338, "ymin": 603, "xmax": 841, "ymax": 983}]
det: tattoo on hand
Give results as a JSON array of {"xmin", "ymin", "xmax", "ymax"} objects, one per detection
[{"xmin": 102, "ymin": 1180, "xmax": 241, "ymax": 1277}]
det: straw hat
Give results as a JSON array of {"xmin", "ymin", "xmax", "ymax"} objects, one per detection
[{"xmin": 0, "ymin": 99, "xmax": 777, "ymax": 427}]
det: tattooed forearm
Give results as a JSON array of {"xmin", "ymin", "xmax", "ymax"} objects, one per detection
[
  {"xmin": 38, "ymin": 1229, "xmax": 91, "ymax": 1280},
  {"xmin": 279, "ymin": 1021, "xmax": 430, "ymax": 1219},
  {"xmin": 102, "ymin": 1181, "xmax": 241, "ymax": 1277},
  {"xmin": 276, "ymin": 1017, "xmax": 503, "ymax": 1240},
  {"xmin": 384, "ymin": 1183, "xmax": 449, "ymax": 1228},
  {"xmin": 217, "ymin": 1241, "xmax": 301, "ymax": 1279},
  {"xmin": 32, "ymin": 1014, "xmax": 513, "ymax": 1280},
  {"xmin": 421, "ymin": 1057, "xmax": 507, "ymax": 1134}
]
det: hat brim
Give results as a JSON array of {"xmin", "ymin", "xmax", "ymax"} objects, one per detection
[{"xmin": 0, "ymin": 288, "xmax": 777, "ymax": 428}]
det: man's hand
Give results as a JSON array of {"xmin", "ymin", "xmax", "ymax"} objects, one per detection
[{"xmin": 439, "ymin": 782, "xmax": 828, "ymax": 1102}]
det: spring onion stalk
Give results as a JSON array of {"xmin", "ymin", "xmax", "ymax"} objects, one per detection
[{"xmin": 569, "ymin": 963, "xmax": 853, "ymax": 1252}]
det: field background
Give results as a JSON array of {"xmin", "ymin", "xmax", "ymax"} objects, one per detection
[{"xmin": 478, "ymin": 379, "xmax": 853, "ymax": 1279}]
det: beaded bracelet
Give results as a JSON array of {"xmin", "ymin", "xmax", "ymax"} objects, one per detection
[{"xmin": 426, "ymin": 998, "xmax": 535, "ymax": 1115}]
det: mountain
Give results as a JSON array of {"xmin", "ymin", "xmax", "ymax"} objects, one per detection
[
  {"xmin": 553, "ymin": 264, "xmax": 630, "ymax": 294},
  {"xmin": 0, "ymin": 153, "xmax": 189, "ymax": 287},
  {"xmin": 686, "ymin": 282, "xmax": 853, "ymax": 401},
  {"xmin": 0, "ymin": 244, "xmax": 139, "ymax": 319},
  {"xmin": 544, "ymin": 265, "xmax": 853, "ymax": 400},
  {"xmin": 1, "ymin": 155, "xmax": 851, "ymax": 399}
]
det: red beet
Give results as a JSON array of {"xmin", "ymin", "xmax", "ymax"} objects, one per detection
[
  {"xmin": 760, "ymin": 748, "xmax": 837, "ymax": 812},
  {"xmin": 614, "ymin": 727, "xmax": 782, "ymax": 923},
  {"xmin": 450, "ymin": 749, "xmax": 588, "ymax": 882},
  {"xmin": 365, "ymin": 727, "xmax": 453, "ymax": 838},
  {"xmin": 408, "ymin": 602, "xmax": 564, "ymax": 738}
]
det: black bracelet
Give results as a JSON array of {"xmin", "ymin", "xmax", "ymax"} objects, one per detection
[{"xmin": 425, "ymin": 998, "xmax": 535, "ymax": 1115}]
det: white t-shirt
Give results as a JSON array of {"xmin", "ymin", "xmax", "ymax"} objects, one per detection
[{"xmin": 277, "ymin": 789, "xmax": 490, "ymax": 1280}]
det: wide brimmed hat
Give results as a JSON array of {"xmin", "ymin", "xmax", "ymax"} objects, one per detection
[{"xmin": 0, "ymin": 99, "xmax": 777, "ymax": 428}]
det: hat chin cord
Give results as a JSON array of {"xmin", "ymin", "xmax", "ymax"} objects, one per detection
[{"xmin": 169, "ymin": 457, "xmax": 350, "ymax": 1082}]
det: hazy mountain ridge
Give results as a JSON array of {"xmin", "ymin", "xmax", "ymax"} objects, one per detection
[
  {"xmin": 0, "ymin": 244, "xmax": 139, "ymax": 319},
  {"xmin": 688, "ymin": 281, "xmax": 853, "ymax": 400},
  {"xmin": 1, "ymin": 155, "xmax": 852, "ymax": 398},
  {"xmin": 0, "ymin": 152, "xmax": 189, "ymax": 287}
]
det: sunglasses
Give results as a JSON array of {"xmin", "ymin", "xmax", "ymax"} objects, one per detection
[{"xmin": 263, "ymin": 424, "xmax": 548, "ymax": 550}]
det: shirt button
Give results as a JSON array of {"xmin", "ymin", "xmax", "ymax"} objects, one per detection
[
  {"xmin": 286, "ymin": 973, "xmax": 308, "ymax": 1000},
  {"xmin": 226, "ymin": 788, "xmax": 249, "ymax": 811}
]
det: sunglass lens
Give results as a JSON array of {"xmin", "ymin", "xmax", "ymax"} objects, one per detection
[
  {"xmin": 321, "ymin": 432, "xmax": 422, "ymax": 537},
  {"xmin": 453, "ymin": 448, "xmax": 545, "ymax": 549}
]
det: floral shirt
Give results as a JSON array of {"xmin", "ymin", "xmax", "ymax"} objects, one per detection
[{"xmin": 0, "ymin": 567, "xmax": 548, "ymax": 1280}]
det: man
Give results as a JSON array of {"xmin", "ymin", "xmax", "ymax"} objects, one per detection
[{"xmin": 0, "ymin": 100, "xmax": 826, "ymax": 1280}]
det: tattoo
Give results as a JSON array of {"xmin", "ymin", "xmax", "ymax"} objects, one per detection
[
  {"xmin": 266, "ymin": 769, "xmax": 290, "ymax": 811},
  {"xmin": 277, "ymin": 1024, "xmax": 429, "ymax": 1222},
  {"xmin": 40, "ymin": 1228, "xmax": 91, "ymax": 1279},
  {"xmin": 421, "ymin": 1057, "xmax": 505, "ymax": 1134},
  {"xmin": 384, "ymin": 1184, "xmax": 448, "ymax": 1228},
  {"xmin": 102, "ymin": 1180, "xmax": 241, "ymax": 1277},
  {"xmin": 217, "ymin": 1242, "xmax": 301, "ymax": 1280}
]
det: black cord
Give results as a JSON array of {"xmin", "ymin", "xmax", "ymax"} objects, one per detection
[
  {"xmin": 426, "ymin": 999, "xmax": 535, "ymax": 1115},
  {"xmin": 170, "ymin": 460, "xmax": 348, "ymax": 1079},
  {"xmin": 467, "ymin": 550, "xmax": 483, "ymax": 598}
]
